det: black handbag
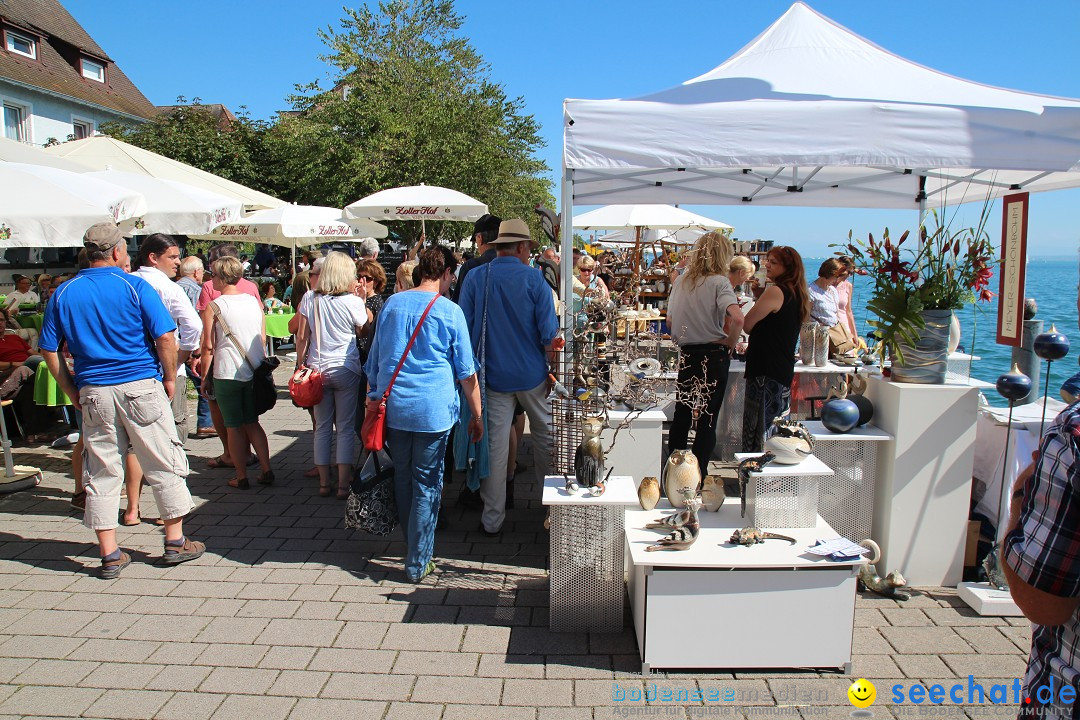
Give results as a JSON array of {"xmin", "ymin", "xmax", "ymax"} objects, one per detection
[
  {"xmin": 210, "ymin": 301, "xmax": 279, "ymax": 415},
  {"xmin": 345, "ymin": 450, "xmax": 397, "ymax": 536}
]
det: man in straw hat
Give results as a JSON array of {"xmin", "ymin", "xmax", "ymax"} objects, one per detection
[
  {"xmin": 38, "ymin": 223, "xmax": 205, "ymax": 579},
  {"xmin": 458, "ymin": 218, "xmax": 561, "ymax": 536}
]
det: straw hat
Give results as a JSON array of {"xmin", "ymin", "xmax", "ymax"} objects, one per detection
[{"xmin": 491, "ymin": 218, "xmax": 537, "ymax": 248}]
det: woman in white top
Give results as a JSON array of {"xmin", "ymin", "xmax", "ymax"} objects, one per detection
[
  {"xmin": 296, "ymin": 251, "xmax": 371, "ymax": 499},
  {"xmin": 198, "ymin": 256, "xmax": 273, "ymax": 489}
]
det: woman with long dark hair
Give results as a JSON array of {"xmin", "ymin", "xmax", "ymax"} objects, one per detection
[
  {"xmin": 740, "ymin": 246, "xmax": 810, "ymax": 452},
  {"xmin": 666, "ymin": 230, "xmax": 744, "ymax": 478}
]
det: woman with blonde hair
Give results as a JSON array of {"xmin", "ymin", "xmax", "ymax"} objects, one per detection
[
  {"xmin": 295, "ymin": 251, "xmax": 371, "ymax": 498},
  {"xmin": 728, "ymin": 255, "xmax": 755, "ymax": 291},
  {"xmin": 198, "ymin": 257, "xmax": 273, "ymax": 489},
  {"xmin": 666, "ymin": 230, "xmax": 744, "ymax": 478}
]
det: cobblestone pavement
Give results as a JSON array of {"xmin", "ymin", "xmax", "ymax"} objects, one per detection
[{"xmin": 0, "ymin": 385, "xmax": 1030, "ymax": 719}]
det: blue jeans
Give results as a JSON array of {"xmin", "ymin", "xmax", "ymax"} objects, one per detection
[
  {"xmin": 387, "ymin": 427, "xmax": 449, "ymax": 581},
  {"xmin": 189, "ymin": 373, "xmax": 212, "ymax": 430}
]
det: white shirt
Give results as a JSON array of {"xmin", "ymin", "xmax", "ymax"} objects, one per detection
[
  {"xmin": 5, "ymin": 290, "xmax": 39, "ymax": 309},
  {"xmin": 210, "ymin": 294, "xmax": 265, "ymax": 382},
  {"xmin": 133, "ymin": 266, "xmax": 202, "ymax": 378},
  {"xmin": 299, "ymin": 292, "xmax": 368, "ymax": 375}
]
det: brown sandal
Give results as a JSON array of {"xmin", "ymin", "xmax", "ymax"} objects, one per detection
[
  {"xmin": 257, "ymin": 470, "xmax": 274, "ymax": 486},
  {"xmin": 227, "ymin": 477, "xmax": 250, "ymax": 489}
]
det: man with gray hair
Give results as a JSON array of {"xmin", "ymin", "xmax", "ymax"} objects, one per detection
[
  {"xmin": 358, "ymin": 237, "xmax": 380, "ymax": 260},
  {"xmin": 38, "ymin": 223, "xmax": 204, "ymax": 578},
  {"xmin": 176, "ymin": 255, "xmax": 204, "ymax": 309},
  {"xmin": 176, "ymin": 255, "xmax": 213, "ymax": 438}
]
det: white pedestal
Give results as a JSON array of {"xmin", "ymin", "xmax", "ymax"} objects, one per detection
[
  {"xmin": 864, "ymin": 375, "xmax": 979, "ymax": 586},
  {"xmin": 734, "ymin": 452, "xmax": 833, "ymax": 528},
  {"xmin": 543, "ymin": 475, "xmax": 638, "ymax": 632},
  {"xmin": 956, "ymin": 582, "xmax": 1024, "ymax": 616},
  {"xmin": 802, "ymin": 421, "xmax": 893, "ymax": 544},
  {"xmin": 626, "ymin": 502, "xmax": 863, "ymax": 673},
  {"xmin": 604, "ymin": 409, "xmax": 666, "ymax": 485}
]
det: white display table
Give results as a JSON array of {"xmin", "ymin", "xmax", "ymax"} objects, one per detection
[
  {"xmin": 864, "ymin": 375, "xmax": 979, "ymax": 586},
  {"xmin": 733, "ymin": 452, "xmax": 833, "ymax": 528},
  {"xmin": 543, "ymin": 474, "xmax": 639, "ymax": 633},
  {"xmin": 626, "ymin": 502, "xmax": 864, "ymax": 674},
  {"xmin": 802, "ymin": 421, "xmax": 893, "ymax": 544}
]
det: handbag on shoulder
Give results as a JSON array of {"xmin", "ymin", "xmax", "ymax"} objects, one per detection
[
  {"xmin": 361, "ymin": 294, "xmax": 439, "ymax": 452},
  {"xmin": 288, "ymin": 297, "xmax": 324, "ymax": 408}
]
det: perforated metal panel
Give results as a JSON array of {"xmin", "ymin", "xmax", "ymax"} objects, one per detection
[
  {"xmin": 811, "ymin": 440, "xmax": 878, "ymax": 542},
  {"xmin": 746, "ymin": 473, "xmax": 820, "ymax": 529},
  {"xmin": 946, "ymin": 354, "xmax": 973, "ymax": 383},
  {"xmin": 548, "ymin": 504, "xmax": 625, "ymax": 633}
]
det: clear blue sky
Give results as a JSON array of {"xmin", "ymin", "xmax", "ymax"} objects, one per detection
[{"xmin": 67, "ymin": 0, "xmax": 1080, "ymax": 257}]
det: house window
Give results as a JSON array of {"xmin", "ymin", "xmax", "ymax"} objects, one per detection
[
  {"xmin": 72, "ymin": 119, "xmax": 92, "ymax": 140},
  {"xmin": 81, "ymin": 58, "xmax": 105, "ymax": 82},
  {"xmin": 4, "ymin": 30, "xmax": 36, "ymax": 59},
  {"xmin": 3, "ymin": 103, "xmax": 28, "ymax": 142}
]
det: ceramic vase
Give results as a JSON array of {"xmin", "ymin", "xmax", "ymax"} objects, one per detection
[
  {"xmin": 891, "ymin": 309, "xmax": 952, "ymax": 384},
  {"xmin": 799, "ymin": 323, "xmax": 816, "ymax": 365},
  {"xmin": 637, "ymin": 477, "xmax": 660, "ymax": 510},
  {"xmin": 813, "ymin": 324, "xmax": 829, "ymax": 367}
]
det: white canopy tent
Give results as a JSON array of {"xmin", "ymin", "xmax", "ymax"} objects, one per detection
[
  {"xmin": 573, "ymin": 204, "xmax": 732, "ymax": 232},
  {"xmin": 588, "ymin": 227, "xmax": 705, "ymax": 249},
  {"xmin": 86, "ymin": 171, "xmax": 243, "ymax": 236},
  {"xmin": 560, "ymin": 1, "xmax": 1080, "ymax": 303}
]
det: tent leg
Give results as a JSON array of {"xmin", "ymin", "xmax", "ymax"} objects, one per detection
[{"xmin": 559, "ymin": 168, "xmax": 574, "ymax": 379}]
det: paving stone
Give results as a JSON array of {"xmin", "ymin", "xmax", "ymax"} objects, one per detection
[
  {"xmin": 381, "ymin": 623, "xmax": 463, "ymax": 651},
  {"xmin": 766, "ymin": 678, "xmax": 851, "ymax": 706},
  {"xmin": 308, "ymin": 648, "xmax": 396, "ymax": 674},
  {"xmin": 167, "ymin": 581, "xmax": 245, "ymax": 599},
  {"xmin": 0, "ymin": 658, "xmax": 36, "ymax": 683},
  {"xmin": 256, "ymin": 618, "xmax": 344, "ymax": 647},
  {"xmin": 411, "ymin": 675, "xmax": 502, "ymax": 705},
  {"xmin": 121, "ymin": 615, "xmax": 212, "ymax": 642},
  {"xmin": 192, "ymin": 598, "xmax": 246, "ymax": 617},
  {"xmin": 79, "ymin": 661, "xmax": 165, "ymax": 690},
  {"xmin": 287, "ymin": 698, "xmax": 388, "ymax": 720},
  {"xmin": 954, "ymin": 626, "xmax": 1026, "ymax": 654},
  {"xmin": 503, "ymin": 679, "xmax": 573, "ymax": 706},
  {"xmin": 392, "ymin": 650, "xmax": 479, "ymax": 676},
  {"xmin": 849, "ymin": 654, "xmax": 905, "ymax": 679},
  {"xmin": 260, "ymin": 646, "xmax": 318, "ymax": 671},
  {"xmin": 940, "ymin": 653, "xmax": 1028, "ymax": 678},
  {"xmin": 13, "ymin": 590, "xmax": 74, "ymax": 609},
  {"xmin": 208, "ymin": 694, "xmax": 296, "ymax": 720},
  {"xmin": 800, "ymin": 706, "xmax": 897, "ymax": 720},
  {"xmin": 289, "ymin": 584, "xmax": 338, "ymax": 602},
  {"xmin": 265, "ymin": 669, "xmax": 330, "ymax": 697},
  {"xmin": 999, "ymin": 625, "xmax": 1033, "ymax": 653},
  {"xmin": 0, "ymin": 686, "xmax": 103, "ymax": 716},
  {"xmin": 336, "ymin": 602, "xmax": 409, "ymax": 622},
  {"xmin": 193, "ymin": 616, "xmax": 271, "ymax": 644},
  {"xmin": 332, "ymin": 621, "xmax": 390, "ymax": 649},
  {"xmin": 145, "ymin": 642, "xmax": 207, "ymax": 665},
  {"xmin": 4, "ymin": 609, "xmax": 98, "ymax": 636},
  {"xmin": 445, "ymin": 705, "xmax": 534, "ymax": 720},
  {"xmin": 144, "ymin": 664, "xmax": 213, "ymax": 692},
  {"xmin": 319, "ymin": 672, "xmax": 415, "ymax": 701},
  {"xmin": 923, "ymin": 607, "xmax": 1009, "ymax": 626},
  {"xmin": 880, "ymin": 627, "xmax": 973, "ymax": 654},
  {"xmin": 294, "ymin": 601, "xmax": 343, "ymax": 620},
  {"xmin": 477, "ymin": 653, "xmax": 546, "ymax": 679},
  {"xmin": 880, "ymin": 609, "xmax": 933, "ymax": 627},
  {"xmin": 854, "ymin": 609, "xmax": 887, "ymax": 627},
  {"xmin": 154, "ymin": 691, "xmax": 226, "ymax": 720},
  {"xmin": 11, "ymin": 659, "xmax": 99, "ymax": 686},
  {"xmin": 407, "ymin": 605, "xmax": 459, "ymax": 624},
  {"xmin": 237, "ymin": 582, "xmax": 298, "ymax": 600},
  {"xmin": 84, "ymin": 689, "xmax": 172, "ymax": 719},
  {"xmin": 193, "ymin": 643, "xmax": 270, "ymax": 668},
  {"xmin": 574, "ymin": 679, "xmax": 644, "ymax": 706},
  {"xmin": 199, "ymin": 666, "xmax": 280, "ymax": 695},
  {"xmin": 894, "ymin": 654, "xmax": 957, "ymax": 679},
  {"xmin": 0, "ymin": 634, "xmax": 85, "ymax": 659},
  {"xmin": 536, "ymin": 709, "xmax": 592, "ymax": 720},
  {"xmin": 507, "ymin": 627, "xmax": 588, "ymax": 656},
  {"xmin": 385, "ymin": 700, "xmax": 445, "ymax": 720},
  {"xmin": 544, "ymin": 655, "xmax": 613, "ymax": 680},
  {"xmin": 75, "ymin": 612, "xmax": 141, "ymax": 639},
  {"xmin": 122, "ymin": 596, "xmax": 204, "ymax": 616}
]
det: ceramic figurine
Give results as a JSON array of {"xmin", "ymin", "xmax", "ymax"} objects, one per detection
[
  {"xmin": 637, "ymin": 476, "xmax": 660, "ymax": 510},
  {"xmin": 764, "ymin": 416, "xmax": 814, "ymax": 464},
  {"xmin": 574, "ymin": 415, "xmax": 606, "ymax": 494},
  {"xmin": 645, "ymin": 496, "xmax": 701, "ymax": 551},
  {"xmin": 662, "ymin": 449, "xmax": 700, "ymax": 508},
  {"xmin": 699, "ymin": 475, "xmax": 726, "ymax": 512}
]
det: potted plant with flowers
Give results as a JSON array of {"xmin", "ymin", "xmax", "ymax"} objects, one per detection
[{"xmin": 839, "ymin": 207, "xmax": 996, "ymax": 384}]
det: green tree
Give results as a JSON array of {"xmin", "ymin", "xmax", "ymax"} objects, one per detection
[{"xmin": 267, "ymin": 0, "xmax": 553, "ymax": 244}]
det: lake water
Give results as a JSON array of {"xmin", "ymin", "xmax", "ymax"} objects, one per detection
[{"xmin": 813, "ymin": 257, "xmax": 1080, "ymax": 402}]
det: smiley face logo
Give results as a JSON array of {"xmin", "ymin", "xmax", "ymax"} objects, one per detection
[{"xmin": 847, "ymin": 678, "xmax": 876, "ymax": 708}]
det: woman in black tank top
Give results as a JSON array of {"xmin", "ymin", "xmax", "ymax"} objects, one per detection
[{"xmin": 740, "ymin": 247, "xmax": 810, "ymax": 452}]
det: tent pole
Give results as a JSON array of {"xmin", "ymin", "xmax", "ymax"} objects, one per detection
[
  {"xmin": 917, "ymin": 174, "xmax": 928, "ymax": 235},
  {"xmin": 560, "ymin": 168, "xmax": 574, "ymax": 378}
]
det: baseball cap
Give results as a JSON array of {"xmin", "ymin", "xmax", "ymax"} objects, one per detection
[{"xmin": 82, "ymin": 222, "xmax": 129, "ymax": 252}]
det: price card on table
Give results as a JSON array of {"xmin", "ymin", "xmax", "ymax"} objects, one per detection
[{"xmin": 808, "ymin": 537, "xmax": 870, "ymax": 560}]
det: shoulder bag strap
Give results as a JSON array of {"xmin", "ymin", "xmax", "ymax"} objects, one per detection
[
  {"xmin": 210, "ymin": 300, "xmax": 257, "ymax": 373},
  {"xmin": 307, "ymin": 295, "xmax": 324, "ymax": 367},
  {"xmin": 480, "ymin": 263, "xmax": 490, "ymax": 393},
  {"xmin": 382, "ymin": 294, "xmax": 439, "ymax": 401}
]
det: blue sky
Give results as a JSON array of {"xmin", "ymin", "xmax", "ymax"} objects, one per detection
[{"xmin": 67, "ymin": 0, "xmax": 1080, "ymax": 257}]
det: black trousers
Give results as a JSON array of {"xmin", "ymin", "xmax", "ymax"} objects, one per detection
[{"xmin": 667, "ymin": 344, "xmax": 731, "ymax": 480}]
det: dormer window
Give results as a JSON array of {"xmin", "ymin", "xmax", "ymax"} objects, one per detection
[
  {"xmin": 81, "ymin": 57, "xmax": 105, "ymax": 83},
  {"xmin": 5, "ymin": 30, "xmax": 36, "ymax": 59}
]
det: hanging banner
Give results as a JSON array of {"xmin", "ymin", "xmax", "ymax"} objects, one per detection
[{"xmin": 996, "ymin": 192, "xmax": 1028, "ymax": 346}]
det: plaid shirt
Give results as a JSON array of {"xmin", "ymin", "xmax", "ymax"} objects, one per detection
[{"xmin": 1004, "ymin": 402, "xmax": 1080, "ymax": 718}]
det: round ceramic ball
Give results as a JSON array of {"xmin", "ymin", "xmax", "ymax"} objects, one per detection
[
  {"xmin": 996, "ymin": 368, "xmax": 1032, "ymax": 402},
  {"xmin": 821, "ymin": 399, "xmax": 860, "ymax": 433},
  {"xmin": 849, "ymin": 394, "xmax": 874, "ymax": 427},
  {"xmin": 1034, "ymin": 328, "xmax": 1070, "ymax": 361}
]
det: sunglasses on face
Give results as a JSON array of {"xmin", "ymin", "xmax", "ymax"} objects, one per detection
[{"xmin": 357, "ymin": 275, "xmax": 373, "ymax": 282}]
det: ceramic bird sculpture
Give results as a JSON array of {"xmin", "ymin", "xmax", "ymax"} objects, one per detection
[
  {"xmin": 637, "ymin": 476, "xmax": 660, "ymax": 510},
  {"xmin": 646, "ymin": 496, "xmax": 701, "ymax": 551},
  {"xmin": 574, "ymin": 415, "xmax": 606, "ymax": 495},
  {"xmin": 699, "ymin": 475, "xmax": 726, "ymax": 512},
  {"xmin": 738, "ymin": 452, "xmax": 776, "ymax": 518},
  {"xmin": 662, "ymin": 449, "xmax": 700, "ymax": 508}
]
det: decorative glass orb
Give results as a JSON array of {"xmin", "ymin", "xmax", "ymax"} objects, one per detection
[{"xmin": 996, "ymin": 363, "xmax": 1032, "ymax": 402}]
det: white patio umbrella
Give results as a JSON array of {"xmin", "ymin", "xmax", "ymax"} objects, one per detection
[
  {"xmin": 573, "ymin": 204, "xmax": 733, "ymax": 231},
  {"xmin": 0, "ymin": 163, "xmax": 147, "ymax": 248},
  {"xmin": 86, "ymin": 171, "xmax": 243, "ymax": 236},
  {"xmin": 191, "ymin": 204, "xmax": 388, "ymax": 270},
  {"xmin": 344, "ymin": 183, "xmax": 487, "ymax": 239},
  {"xmin": 0, "ymin": 137, "xmax": 87, "ymax": 171},
  {"xmin": 43, "ymin": 136, "xmax": 284, "ymax": 211}
]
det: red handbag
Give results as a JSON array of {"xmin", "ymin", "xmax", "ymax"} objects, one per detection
[
  {"xmin": 289, "ymin": 296, "xmax": 324, "ymax": 408},
  {"xmin": 362, "ymin": 294, "xmax": 439, "ymax": 451}
]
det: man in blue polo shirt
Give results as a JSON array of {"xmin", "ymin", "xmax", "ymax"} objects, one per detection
[
  {"xmin": 39, "ymin": 223, "xmax": 204, "ymax": 579},
  {"xmin": 459, "ymin": 218, "xmax": 561, "ymax": 536}
]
